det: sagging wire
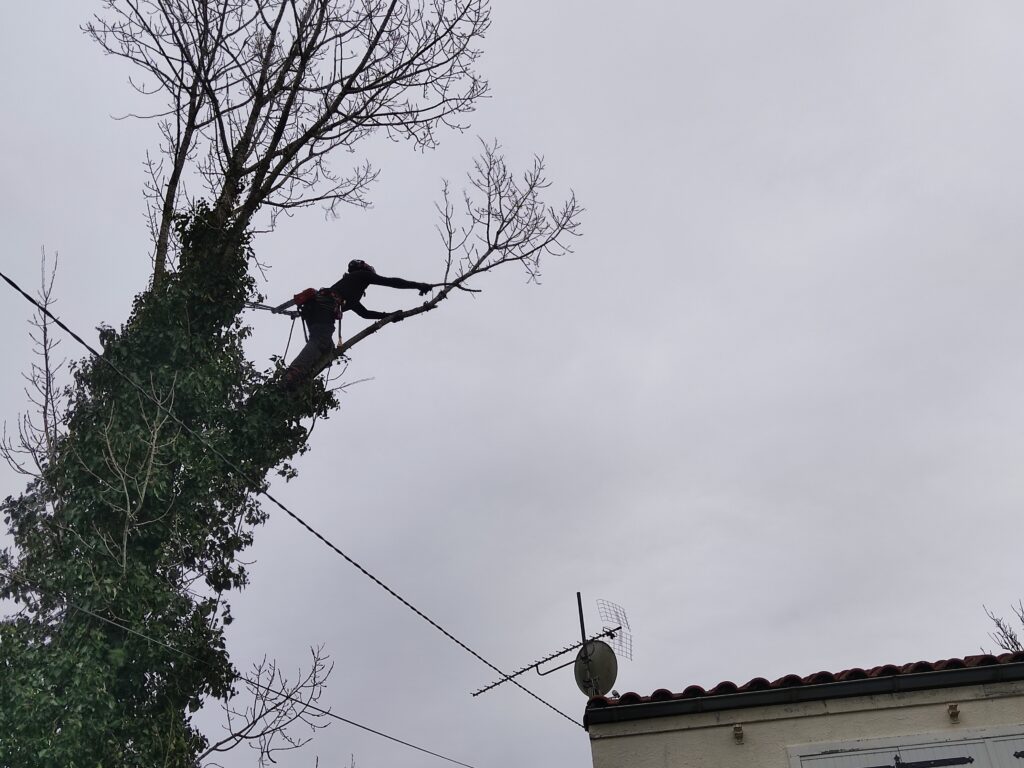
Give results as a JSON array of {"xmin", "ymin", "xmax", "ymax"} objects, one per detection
[{"xmin": 0, "ymin": 269, "xmax": 583, "ymax": 729}]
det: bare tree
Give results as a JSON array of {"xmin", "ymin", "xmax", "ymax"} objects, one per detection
[
  {"xmin": 201, "ymin": 646, "xmax": 335, "ymax": 768},
  {"xmin": 1, "ymin": 250, "xmax": 68, "ymax": 478},
  {"xmin": 86, "ymin": 0, "xmax": 491, "ymax": 281}
]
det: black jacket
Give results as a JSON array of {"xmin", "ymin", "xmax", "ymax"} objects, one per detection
[{"xmin": 303, "ymin": 272, "xmax": 428, "ymax": 323}]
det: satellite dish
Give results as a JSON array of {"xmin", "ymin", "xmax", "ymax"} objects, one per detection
[{"xmin": 574, "ymin": 640, "xmax": 618, "ymax": 697}]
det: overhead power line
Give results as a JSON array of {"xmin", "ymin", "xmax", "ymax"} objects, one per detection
[
  {"xmin": 0, "ymin": 569, "xmax": 477, "ymax": 768},
  {"xmin": 0, "ymin": 269, "xmax": 582, "ymax": 728}
]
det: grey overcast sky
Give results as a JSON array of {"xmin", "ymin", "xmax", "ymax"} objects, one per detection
[{"xmin": 4, "ymin": 2, "xmax": 1024, "ymax": 766}]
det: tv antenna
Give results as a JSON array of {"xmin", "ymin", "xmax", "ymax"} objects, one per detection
[{"xmin": 472, "ymin": 593, "xmax": 632, "ymax": 698}]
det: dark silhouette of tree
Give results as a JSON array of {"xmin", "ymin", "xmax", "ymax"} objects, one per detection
[{"xmin": 2, "ymin": 1, "xmax": 580, "ymax": 765}]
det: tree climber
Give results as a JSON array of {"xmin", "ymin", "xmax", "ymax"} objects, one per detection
[{"xmin": 279, "ymin": 259, "xmax": 432, "ymax": 390}]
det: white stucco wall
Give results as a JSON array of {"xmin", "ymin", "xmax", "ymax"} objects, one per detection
[{"xmin": 588, "ymin": 681, "xmax": 1024, "ymax": 768}]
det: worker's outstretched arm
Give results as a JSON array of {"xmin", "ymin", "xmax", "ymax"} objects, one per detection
[
  {"xmin": 349, "ymin": 301, "xmax": 395, "ymax": 320},
  {"xmin": 369, "ymin": 274, "xmax": 433, "ymax": 294}
]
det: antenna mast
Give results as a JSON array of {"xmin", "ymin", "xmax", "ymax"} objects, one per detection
[{"xmin": 471, "ymin": 593, "xmax": 632, "ymax": 698}]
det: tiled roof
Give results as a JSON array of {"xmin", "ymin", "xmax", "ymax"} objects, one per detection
[{"xmin": 587, "ymin": 651, "xmax": 1024, "ymax": 712}]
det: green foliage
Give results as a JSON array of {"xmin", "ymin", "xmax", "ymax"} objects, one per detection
[{"xmin": 0, "ymin": 203, "xmax": 335, "ymax": 767}]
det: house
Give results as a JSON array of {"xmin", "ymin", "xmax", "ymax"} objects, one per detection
[{"xmin": 585, "ymin": 652, "xmax": 1024, "ymax": 767}]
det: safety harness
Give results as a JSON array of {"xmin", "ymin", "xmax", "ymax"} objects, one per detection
[{"xmin": 245, "ymin": 287, "xmax": 344, "ymax": 360}]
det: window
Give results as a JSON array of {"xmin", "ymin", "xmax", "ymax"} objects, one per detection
[{"xmin": 791, "ymin": 730, "xmax": 1024, "ymax": 768}]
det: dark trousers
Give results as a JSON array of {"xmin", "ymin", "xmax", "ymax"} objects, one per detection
[{"xmin": 287, "ymin": 320, "xmax": 335, "ymax": 377}]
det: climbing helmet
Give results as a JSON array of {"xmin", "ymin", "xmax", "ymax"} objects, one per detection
[{"xmin": 348, "ymin": 259, "xmax": 376, "ymax": 274}]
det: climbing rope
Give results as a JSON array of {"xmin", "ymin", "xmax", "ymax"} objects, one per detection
[{"xmin": 283, "ymin": 315, "xmax": 299, "ymax": 359}]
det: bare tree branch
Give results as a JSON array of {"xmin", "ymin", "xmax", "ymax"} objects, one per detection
[
  {"xmin": 985, "ymin": 603, "xmax": 1024, "ymax": 653},
  {"xmin": 327, "ymin": 140, "xmax": 583, "ymax": 363},
  {"xmin": 1, "ymin": 250, "xmax": 69, "ymax": 478},
  {"xmin": 200, "ymin": 646, "xmax": 334, "ymax": 767}
]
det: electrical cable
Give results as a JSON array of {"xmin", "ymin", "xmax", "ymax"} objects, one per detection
[
  {"xmin": 0, "ymin": 268, "xmax": 583, "ymax": 728},
  {"xmin": 0, "ymin": 569, "xmax": 478, "ymax": 768}
]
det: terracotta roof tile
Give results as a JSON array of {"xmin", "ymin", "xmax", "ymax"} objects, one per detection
[
  {"xmin": 771, "ymin": 674, "xmax": 803, "ymax": 689},
  {"xmin": 708, "ymin": 680, "xmax": 739, "ymax": 696},
  {"xmin": 835, "ymin": 667, "xmax": 868, "ymax": 681},
  {"xmin": 966, "ymin": 654, "xmax": 999, "ymax": 667},
  {"xmin": 874, "ymin": 663, "xmax": 902, "ymax": 677},
  {"xmin": 738, "ymin": 677, "xmax": 771, "ymax": 692}
]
